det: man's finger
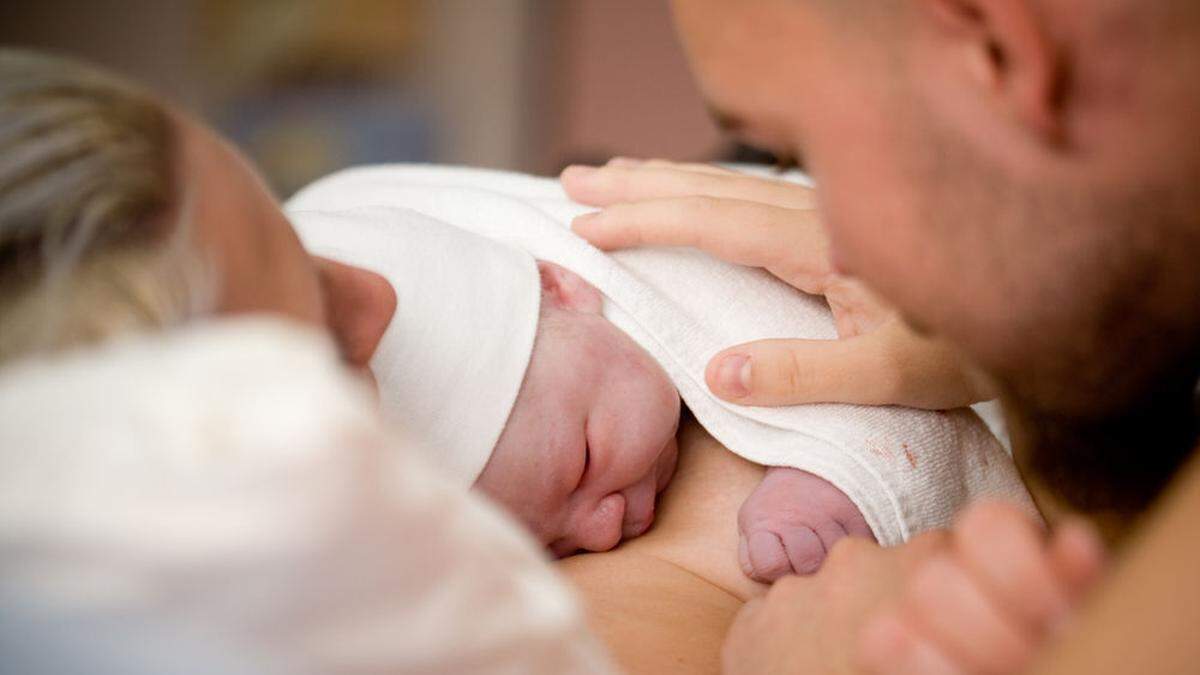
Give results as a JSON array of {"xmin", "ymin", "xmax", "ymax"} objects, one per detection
[
  {"xmin": 561, "ymin": 163, "xmax": 815, "ymax": 209},
  {"xmin": 606, "ymin": 157, "xmax": 737, "ymax": 176},
  {"xmin": 571, "ymin": 196, "xmax": 833, "ymax": 294},
  {"xmin": 1048, "ymin": 517, "xmax": 1106, "ymax": 603},
  {"xmin": 704, "ymin": 325, "xmax": 980, "ymax": 409},
  {"xmin": 953, "ymin": 501, "xmax": 1074, "ymax": 632},
  {"xmin": 901, "ymin": 555, "xmax": 1037, "ymax": 674},
  {"xmin": 705, "ymin": 336, "xmax": 893, "ymax": 407},
  {"xmin": 858, "ymin": 611, "xmax": 965, "ymax": 675}
]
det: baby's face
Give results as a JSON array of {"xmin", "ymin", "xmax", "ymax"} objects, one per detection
[{"xmin": 476, "ymin": 262, "xmax": 680, "ymax": 557}]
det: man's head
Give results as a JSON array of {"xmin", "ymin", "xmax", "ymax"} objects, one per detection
[
  {"xmin": 0, "ymin": 49, "xmax": 395, "ymax": 379},
  {"xmin": 475, "ymin": 262, "xmax": 681, "ymax": 557},
  {"xmin": 669, "ymin": 0, "xmax": 1200, "ymax": 517}
]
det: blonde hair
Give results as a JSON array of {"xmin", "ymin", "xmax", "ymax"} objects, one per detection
[{"xmin": 0, "ymin": 49, "xmax": 212, "ymax": 363}]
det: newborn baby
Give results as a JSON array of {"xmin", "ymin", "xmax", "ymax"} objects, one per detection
[
  {"xmin": 287, "ymin": 165, "xmax": 1034, "ymax": 586},
  {"xmin": 479, "ymin": 260, "xmax": 873, "ymax": 572}
]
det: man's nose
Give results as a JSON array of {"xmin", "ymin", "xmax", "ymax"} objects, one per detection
[
  {"xmin": 316, "ymin": 257, "xmax": 397, "ymax": 368},
  {"xmin": 570, "ymin": 492, "xmax": 626, "ymax": 552}
]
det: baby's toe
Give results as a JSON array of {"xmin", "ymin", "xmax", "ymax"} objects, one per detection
[{"xmin": 746, "ymin": 530, "xmax": 794, "ymax": 582}]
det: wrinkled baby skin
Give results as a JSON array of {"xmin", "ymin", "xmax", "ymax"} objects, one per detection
[
  {"xmin": 475, "ymin": 262, "xmax": 682, "ymax": 557},
  {"xmin": 738, "ymin": 466, "xmax": 876, "ymax": 582}
]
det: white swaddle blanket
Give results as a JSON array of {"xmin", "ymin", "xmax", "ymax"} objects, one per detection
[{"xmin": 288, "ymin": 165, "xmax": 1036, "ymax": 546}]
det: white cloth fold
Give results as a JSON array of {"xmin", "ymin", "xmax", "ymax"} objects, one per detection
[
  {"xmin": 288, "ymin": 165, "xmax": 1037, "ymax": 545},
  {"xmin": 295, "ymin": 209, "xmax": 540, "ymax": 484},
  {"xmin": 0, "ymin": 318, "xmax": 612, "ymax": 674}
]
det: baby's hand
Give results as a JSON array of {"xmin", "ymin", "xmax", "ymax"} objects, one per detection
[
  {"xmin": 857, "ymin": 501, "xmax": 1106, "ymax": 675},
  {"xmin": 738, "ymin": 466, "xmax": 875, "ymax": 582}
]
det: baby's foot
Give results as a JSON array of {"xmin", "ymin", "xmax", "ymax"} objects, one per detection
[{"xmin": 738, "ymin": 466, "xmax": 875, "ymax": 582}]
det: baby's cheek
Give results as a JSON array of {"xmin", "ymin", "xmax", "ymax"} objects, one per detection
[
  {"xmin": 638, "ymin": 355, "xmax": 682, "ymax": 428},
  {"xmin": 477, "ymin": 469, "xmax": 562, "ymax": 545},
  {"xmin": 474, "ymin": 459, "xmax": 526, "ymax": 519},
  {"xmin": 656, "ymin": 437, "xmax": 680, "ymax": 493},
  {"xmin": 475, "ymin": 440, "xmax": 562, "ymax": 543},
  {"xmin": 622, "ymin": 362, "xmax": 681, "ymax": 429}
]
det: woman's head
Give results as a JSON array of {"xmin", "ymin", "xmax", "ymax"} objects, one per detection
[
  {"xmin": 0, "ymin": 49, "xmax": 394, "ymax": 375},
  {"xmin": 0, "ymin": 49, "xmax": 199, "ymax": 359}
]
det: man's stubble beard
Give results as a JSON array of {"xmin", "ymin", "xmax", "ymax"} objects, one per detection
[
  {"xmin": 996, "ymin": 183, "xmax": 1200, "ymax": 520},
  {"xmin": 910, "ymin": 123, "xmax": 1200, "ymax": 522}
]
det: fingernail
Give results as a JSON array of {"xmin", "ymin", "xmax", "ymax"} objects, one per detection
[{"xmin": 716, "ymin": 354, "xmax": 752, "ymax": 398}]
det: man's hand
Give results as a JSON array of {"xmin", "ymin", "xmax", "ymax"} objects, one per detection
[
  {"xmin": 561, "ymin": 158, "xmax": 992, "ymax": 410},
  {"xmin": 857, "ymin": 502, "xmax": 1105, "ymax": 675},
  {"xmin": 722, "ymin": 531, "xmax": 950, "ymax": 675},
  {"xmin": 719, "ymin": 501, "xmax": 1106, "ymax": 675}
]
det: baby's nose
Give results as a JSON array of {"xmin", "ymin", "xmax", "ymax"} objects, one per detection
[{"xmin": 571, "ymin": 492, "xmax": 626, "ymax": 552}]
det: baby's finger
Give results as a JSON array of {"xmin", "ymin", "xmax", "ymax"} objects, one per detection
[
  {"xmin": 903, "ymin": 555, "xmax": 1036, "ymax": 674},
  {"xmin": 746, "ymin": 530, "xmax": 795, "ymax": 582},
  {"xmin": 781, "ymin": 525, "xmax": 830, "ymax": 575},
  {"xmin": 561, "ymin": 164, "xmax": 815, "ymax": 209},
  {"xmin": 858, "ymin": 610, "xmax": 965, "ymax": 675},
  {"xmin": 1048, "ymin": 517, "xmax": 1106, "ymax": 603},
  {"xmin": 841, "ymin": 511, "xmax": 877, "ymax": 541},
  {"xmin": 953, "ymin": 502, "xmax": 1073, "ymax": 632},
  {"xmin": 840, "ymin": 514, "xmax": 878, "ymax": 540}
]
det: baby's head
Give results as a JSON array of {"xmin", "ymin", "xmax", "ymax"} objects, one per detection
[
  {"xmin": 296, "ymin": 210, "xmax": 678, "ymax": 555},
  {"xmin": 476, "ymin": 262, "xmax": 681, "ymax": 557}
]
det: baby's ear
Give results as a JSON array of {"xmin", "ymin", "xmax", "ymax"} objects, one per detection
[{"xmin": 537, "ymin": 261, "xmax": 603, "ymax": 315}]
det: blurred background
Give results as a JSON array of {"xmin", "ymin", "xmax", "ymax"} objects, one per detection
[{"xmin": 0, "ymin": 0, "xmax": 744, "ymax": 197}]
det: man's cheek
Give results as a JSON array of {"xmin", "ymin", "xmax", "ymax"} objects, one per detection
[
  {"xmin": 821, "ymin": 192, "xmax": 927, "ymax": 312},
  {"xmin": 814, "ymin": 192, "xmax": 873, "ymax": 278}
]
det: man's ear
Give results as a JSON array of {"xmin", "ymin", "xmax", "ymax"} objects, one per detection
[
  {"xmin": 917, "ymin": 0, "xmax": 1063, "ymax": 142},
  {"xmin": 537, "ymin": 261, "xmax": 604, "ymax": 315}
]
